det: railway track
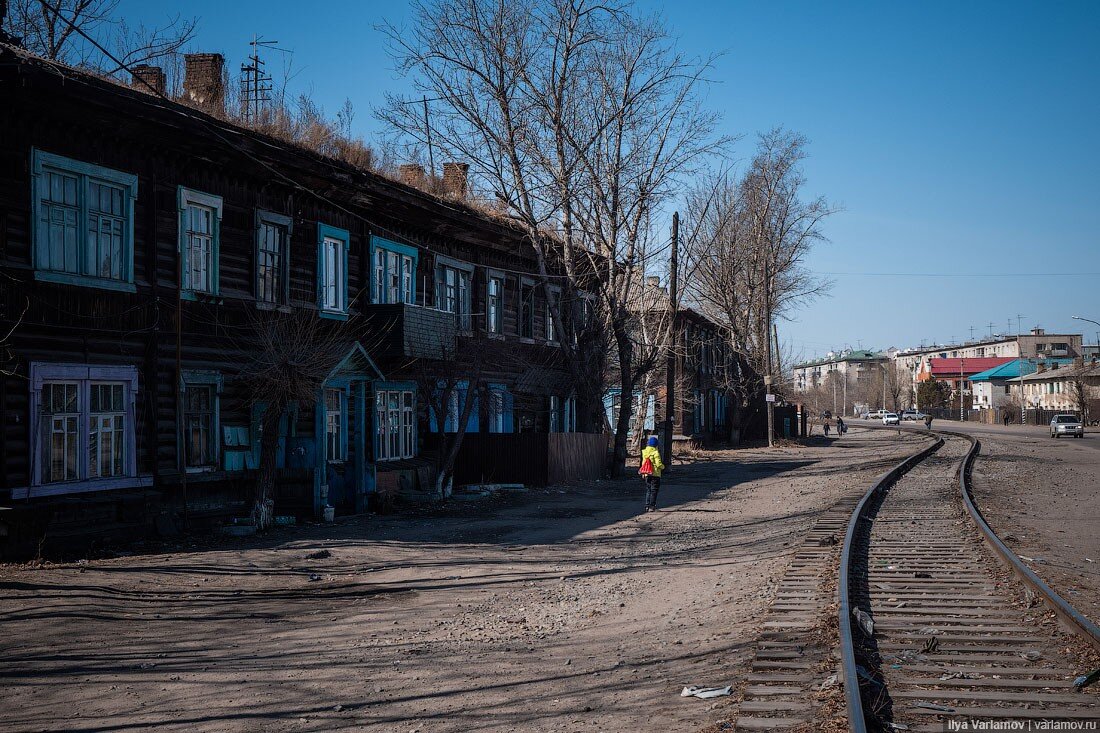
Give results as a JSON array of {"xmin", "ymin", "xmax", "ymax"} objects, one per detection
[{"xmin": 840, "ymin": 429, "xmax": 1100, "ymax": 731}]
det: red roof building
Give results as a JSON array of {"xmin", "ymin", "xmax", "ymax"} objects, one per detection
[{"xmin": 917, "ymin": 357, "xmax": 1015, "ymax": 391}]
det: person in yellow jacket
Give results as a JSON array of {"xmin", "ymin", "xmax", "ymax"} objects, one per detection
[{"xmin": 639, "ymin": 435, "xmax": 666, "ymax": 512}]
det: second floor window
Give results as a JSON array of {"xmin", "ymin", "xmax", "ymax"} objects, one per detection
[
  {"xmin": 436, "ymin": 257, "xmax": 473, "ymax": 330},
  {"xmin": 371, "ymin": 237, "xmax": 418, "ymax": 304},
  {"xmin": 256, "ymin": 211, "xmax": 292, "ymax": 305},
  {"xmin": 487, "ymin": 275, "xmax": 503, "ymax": 334},
  {"xmin": 318, "ymin": 224, "xmax": 350, "ymax": 317},
  {"xmin": 32, "ymin": 149, "xmax": 137, "ymax": 291},
  {"xmin": 520, "ymin": 281, "xmax": 535, "ymax": 339},
  {"xmin": 179, "ymin": 188, "xmax": 222, "ymax": 296}
]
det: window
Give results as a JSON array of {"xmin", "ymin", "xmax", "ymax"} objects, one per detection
[
  {"xmin": 520, "ymin": 280, "xmax": 535, "ymax": 339},
  {"xmin": 256, "ymin": 211, "xmax": 291, "ymax": 305},
  {"xmin": 370, "ymin": 237, "xmax": 417, "ymax": 305},
  {"xmin": 27, "ymin": 364, "xmax": 139, "ymax": 495},
  {"xmin": 32, "ymin": 149, "xmax": 138, "ymax": 291},
  {"xmin": 376, "ymin": 385, "xmax": 416, "ymax": 460},
  {"xmin": 548, "ymin": 394, "xmax": 575, "ymax": 433},
  {"xmin": 181, "ymin": 371, "xmax": 222, "ymax": 472},
  {"xmin": 487, "ymin": 385, "xmax": 513, "ymax": 433},
  {"xmin": 178, "ymin": 188, "xmax": 222, "ymax": 297},
  {"xmin": 573, "ymin": 294, "xmax": 593, "ymax": 344},
  {"xmin": 318, "ymin": 224, "xmax": 350, "ymax": 318},
  {"xmin": 487, "ymin": 274, "xmax": 504, "ymax": 334},
  {"xmin": 545, "ymin": 285, "xmax": 560, "ymax": 342},
  {"xmin": 325, "ymin": 388, "xmax": 346, "ymax": 461},
  {"xmin": 435, "ymin": 256, "xmax": 473, "ymax": 331}
]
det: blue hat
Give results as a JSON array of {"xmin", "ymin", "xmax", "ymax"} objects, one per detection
[{"xmin": 647, "ymin": 436, "xmax": 659, "ymax": 447}]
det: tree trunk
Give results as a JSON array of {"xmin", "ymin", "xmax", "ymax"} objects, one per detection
[
  {"xmin": 253, "ymin": 405, "xmax": 283, "ymax": 531},
  {"xmin": 610, "ymin": 329, "xmax": 634, "ymax": 478}
]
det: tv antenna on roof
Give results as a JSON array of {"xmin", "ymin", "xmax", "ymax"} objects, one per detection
[{"xmin": 240, "ymin": 35, "xmax": 291, "ymax": 124}]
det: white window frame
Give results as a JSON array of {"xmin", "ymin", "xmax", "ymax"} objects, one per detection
[
  {"xmin": 178, "ymin": 187, "xmax": 223, "ymax": 297},
  {"xmin": 376, "ymin": 388, "xmax": 416, "ymax": 461},
  {"xmin": 23, "ymin": 363, "xmax": 142, "ymax": 498},
  {"xmin": 318, "ymin": 224, "xmax": 350, "ymax": 318}
]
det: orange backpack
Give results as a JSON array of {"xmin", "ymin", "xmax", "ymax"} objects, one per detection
[{"xmin": 639, "ymin": 455, "xmax": 654, "ymax": 476}]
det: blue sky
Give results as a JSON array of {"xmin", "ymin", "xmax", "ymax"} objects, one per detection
[{"xmin": 121, "ymin": 0, "xmax": 1100, "ymax": 358}]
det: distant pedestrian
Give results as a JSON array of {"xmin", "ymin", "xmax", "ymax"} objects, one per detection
[
  {"xmin": 924, "ymin": 414, "xmax": 933, "ymax": 430},
  {"xmin": 824, "ymin": 419, "xmax": 832, "ymax": 437},
  {"xmin": 638, "ymin": 436, "xmax": 665, "ymax": 512},
  {"xmin": 1002, "ymin": 412, "xmax": 1010, "ymax": 427},
  {"xmin": 837, "ymin": 417, "xmax": 846, "ymax": 435}
]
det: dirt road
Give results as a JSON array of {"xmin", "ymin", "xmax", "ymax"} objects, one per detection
[{"xmin": 0, "ymin": 429, "xmax": 918, "ymax": 733}]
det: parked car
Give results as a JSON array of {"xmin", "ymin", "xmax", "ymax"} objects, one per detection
[
  {"xmin": 882, "ymin": 412, "xmax": 900, "ymax": 425},
  {"xmin": 859, "ymin": 410, "xmax": 871, "ymax": 419},
  {"xmin": 868, "ymin": 409, "xmax": 890, "ymax": 421},
  {"xmin": 901, "ymin": 409, "xmax": 926, "ymax": 421},
  {"xmin": 1050, "ymin": 414, "xmax": 1084, "ymax": 438}
]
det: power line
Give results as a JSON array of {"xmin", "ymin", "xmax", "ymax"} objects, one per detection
[{"xmin": 820, "ymin": 271, "xmax": 1100, "ymax": 278}]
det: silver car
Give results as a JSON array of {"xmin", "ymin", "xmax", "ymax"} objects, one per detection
[
  {"xmin": 882, "ymin": 412, "xmax": 900, "ymax": 426},
  {"xmin": 1050, "ymin": 414, "xmax": 1084, "ymax": 438}
]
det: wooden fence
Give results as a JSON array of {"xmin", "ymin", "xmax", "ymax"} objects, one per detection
[{"xmin": 429, "ymin": 432, "xmax": 609, "ymax": 487}]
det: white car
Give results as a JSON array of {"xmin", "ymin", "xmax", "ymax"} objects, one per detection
[
  {"xmin": 868, "ymin": 409, "xmax": 890, "ymax": 421},
  {"xmin": 882, "ymin": 413, "xmax": 900, "ymax": 425},
  {"xmin": 1050, "ymin": 414, "xmax": 1084, "ymax": 438},
  {"xmin": 901, "ymin": 409, "xmax": 926, "ymax": 421}
]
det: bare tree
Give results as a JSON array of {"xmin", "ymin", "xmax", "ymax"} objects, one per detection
[
  {"xmin": 237, "ymin": 310, "xmax": 355, "ymax": 530},
  {"xmin": 6, "ymin": 0, "xmax": 197, "ymax": 75},
  {"xmin": 378, "ymin": 0, "xmax": 727, "ymax": 475},
  {"xmin": 682, "ymin": 130, "xmax": 835, "ymax": 436}
]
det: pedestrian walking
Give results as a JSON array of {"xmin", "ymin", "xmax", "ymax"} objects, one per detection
[
  {"xmin": 638, "ymin": 436, "xmax": 665, "ymax": 512},
  {"xmin": 837, "ymin": 417, "xmax": 846, "ymax": 435},
  {"xmin": 924, "ymin": 414, "xmax": 933, "ymax": 430},
  {"xmin": 823, "ymin": 419, "xmax": 831, "ymax": 437},
  {"xmin": 1002, "ymin": 412, "xmax": 1010, "ymax": 427}
]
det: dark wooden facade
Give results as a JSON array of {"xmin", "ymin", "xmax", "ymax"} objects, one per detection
[{"xmin": 0, "ymin": 46, "xmax": 583, "ymax": 555}]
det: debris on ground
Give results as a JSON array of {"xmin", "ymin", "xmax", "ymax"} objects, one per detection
[{"xmin": 680, "ymin": 685, "xmax": 732, "ymax": 699}]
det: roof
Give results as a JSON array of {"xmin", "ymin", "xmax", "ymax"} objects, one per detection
[
  {"xmin": 792, "ymin": 350, "xmax": 887, "ymax": 369},
  {"xmin": 926, "ymin": 357, "xmax": 1014, "ymax": 377},
  {"xmin": 967, "ymin": 358, "xmax": 1074, "ymax": 382},
  {"xmin": 1016, "ymin": 363, "xmax": 1100, "ymax": 383}
]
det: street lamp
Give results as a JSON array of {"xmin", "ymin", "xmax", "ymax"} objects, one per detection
[{"xmin": 1072, "ymin": 316, "xmax": 1100, "ymax": 358}]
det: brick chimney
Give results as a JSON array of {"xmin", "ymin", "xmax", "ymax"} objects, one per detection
[
  {"xmin": 130, "ymin": 64, "xmax": 166, "ymax": 96},
  {"xmin": 399, "ymin": 164, "xmax": 426, "ymax": 189},
  {"xmin": 183, "ymin": 53, "xmax": 225, "ymax": 115},
  {"xmin": 647, "ymin": 276, "xmax": 661, "ymax": 288},
  {"xmin": 441, "ymin": 162, "xmax": 469, "ymax": 199}
]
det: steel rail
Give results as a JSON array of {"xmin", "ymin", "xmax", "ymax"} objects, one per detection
[
  {"xmin": 838, "ymin": 427, "xmax": 943, "ymax": 733},
  {"xmin": 945, "ymin": 428, "xmax": 1100, "ymax": 649},
  {"xmin": 840, "ymin": 423, "xmax": 1100, "ymax": 732}
]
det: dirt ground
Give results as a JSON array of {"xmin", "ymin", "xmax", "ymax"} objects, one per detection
[
  {"xmin": 967, "ymin": 425, "xmax": 1100, "ymax": 626},
  {"xmin": 0, "ymin": 429, "xmax": 920, "ymax": 733}
]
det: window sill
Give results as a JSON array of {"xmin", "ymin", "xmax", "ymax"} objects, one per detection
[
  {"xmin": 13, "ymin": 475, "xmax": 153, "ymax": 500},
  {"xmin": 519, "ymin": 337, "xmax": 536, "ymax": 345},
  {"xmin": 256, "ymin": 302, "xmax": 292, "ymax": 313},
  {"xmin": 319, "ymin": 310, "xmax": 349, "ymax": 321},
  {"xmin": 35, "ymin": 270, "xmax": 137, "ymax": 293},
  {"xmin": 181, "ymin": 290, "xmax": 222, "ymax": 303}
]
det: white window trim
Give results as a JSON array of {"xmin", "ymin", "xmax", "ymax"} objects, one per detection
[
  {"xmin": 178, "ymin": 187, "xmax": 223, "ymax": 296},
  {"xmin": 19, "ymin": 363, "xmax": 147, "ymax": 499}
]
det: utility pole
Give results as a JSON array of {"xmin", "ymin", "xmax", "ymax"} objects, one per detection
[
  {"xmin": 661, "ymin": 212, "xmax": 678, "ymax": 469},
  {"xmin": 959, "ymin": 358, "xmax": 965, "ymax": 421},
  {"xmin": 423, "ymin": 96, "xmax": 435, "ymax": 177},
  {"xmin": 843, "ymin": 373, "xmax": 848, "ymax": 417},
  {"xmin": 764, "ymin": 261, "xmax": 775, "ymax": 447}
]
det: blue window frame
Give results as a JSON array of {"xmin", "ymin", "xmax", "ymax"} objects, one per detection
[
  {"xmin": 255, "ymin": 210, "xmax": 292, "ymax": 306},
  {"xmin": 429, "ymin": 380, "xmax": 478, "ymax": 434},
  {"xmin": 318, "ymin": 223, "xmax": 350, "ymax": 318},
  {"xmin": 178, "ymin": 188, "xmax": 222, "ymax": 298},
  {"xmin": 370, "ymin": 236, "xmax": 418, "ymax": 305},
  {"xmin": 180, "ymin": 370, "xmax": 223, "ymax": 472},
  {"xmin": 31, "ymin": 149, "xmax": 138, "ymax": 292}
]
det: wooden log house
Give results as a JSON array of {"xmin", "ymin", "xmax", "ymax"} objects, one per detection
[{"xmin": 0, "ymin": 46, "xmax": 588, "ymax": 555}]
